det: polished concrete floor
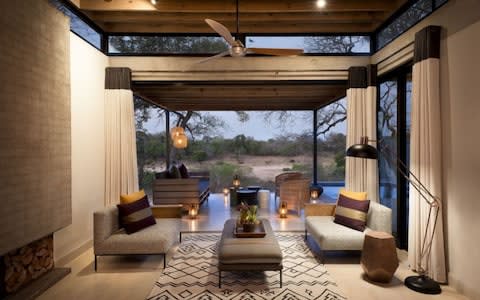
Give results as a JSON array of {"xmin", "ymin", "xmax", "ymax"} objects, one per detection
[{"xmin": 39, "ymin": 194, "xmax": 468, "ymax": 300}]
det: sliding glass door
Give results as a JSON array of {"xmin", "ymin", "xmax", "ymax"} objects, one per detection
[{"xmin": 377, "ymin": 66, "xmax": 412, "ymax": 249}]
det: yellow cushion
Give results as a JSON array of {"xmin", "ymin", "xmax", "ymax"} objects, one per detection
[
  {"xmin": 339, "ymin": 188, "xmax": 367, "ymax": 201},
  {"xmin": 120, "ymin": 190, "xmax": 146, "ymax": 204}
]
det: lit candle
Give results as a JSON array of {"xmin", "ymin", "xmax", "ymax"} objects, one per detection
[
  {"xmin": 279, "ymin": 202, "xmax": 288, "ymax": 218},
  {"xmin": 189, "ymin": 204, "xmax": 198, "ymax": 219},
  {"xmin": 311, "ymin": 189, "xmax": 319, "ymax": 199},
  {"xmin": 233, "ymin": 175, "xmax": 240, "ymax": 188}
]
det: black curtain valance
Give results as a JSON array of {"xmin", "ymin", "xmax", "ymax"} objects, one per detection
[
  {"xmin": 105, "ymin": 67, "xmax": 132, "ymax": 90},
  {"xmin": 414, "ymin": 26, "xmax": 441, "ymax": 63},
  {"xmin": 348, "ymin": 65, "xmax": 377, "ymax": 88}
]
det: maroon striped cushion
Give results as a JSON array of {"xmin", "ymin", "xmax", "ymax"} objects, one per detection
[
  {"xmin": 334, "ymin": 194, "xmax": 370, "ymax": 232},
  {"xmin": 117, "ymin": 196, "xmax": 156, "ymax": 234}
]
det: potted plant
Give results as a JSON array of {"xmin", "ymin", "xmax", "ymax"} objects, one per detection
[{"xmin": 238, "ymin": 202, "xmax": 258, "ymax": 232}]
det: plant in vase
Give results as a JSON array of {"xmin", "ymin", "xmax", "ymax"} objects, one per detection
[{"xmin": 238, "ymin": 202, "xmax": 258, "ymax": 232}]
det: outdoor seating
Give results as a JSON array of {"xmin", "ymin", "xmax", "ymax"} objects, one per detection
[
  {"xmin": 274, "ymin": 172, "xmax": 304, "ymax": 203},
  {"xmin": 278, "ymin": 177, "xmax": 310, "ymax": 216}
]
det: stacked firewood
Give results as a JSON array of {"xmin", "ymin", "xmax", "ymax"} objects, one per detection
[{"xmin": 3, "ymin": 236, "xmax": 54, "ymax": 293}]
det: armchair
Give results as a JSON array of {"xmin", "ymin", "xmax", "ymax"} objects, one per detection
[
  {"xmin": 274, "ymin": 172, "xmax": 303, "ymax": 203},
  {"xmin": 279, "ymin": 178, "xmax": 310, "ymax": 216}
]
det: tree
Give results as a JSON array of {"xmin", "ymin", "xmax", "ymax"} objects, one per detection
[
  {"xmin": 304, "ymin": 36, "xmax": 369, "ymax": 53},
  {"xmin": 109, "ymin": 36, "xmax": 228, "ymax": 54}
]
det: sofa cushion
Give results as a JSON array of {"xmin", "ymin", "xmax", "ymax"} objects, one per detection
[
  {"xmin": 178, "ymin": 163, "xmax": 189, "ymax": 178},
  {"xmin": 155, "ymin": 171, "xmax": 169, "ymax": 179},
  {"xmin": 117, "ymin": 196, "xmax": 156, "ymax": 234},
  {"xmin": 120, "ymin": 189, "xmax": 146, "ymax": 204},
  {"xmin": 306, "ymin": 216, "xmax": 368, "ymax": 250},
  {"xmin": 339, "ymin": 188, "xmax": 367, "ymax": 201},
  {"xmin": 168, "ymin": 165, "xmax": 181, "ymax": 178},
  {"xmin": 334, "ymin": 194, "xmax": 370, "ymax": 232}
]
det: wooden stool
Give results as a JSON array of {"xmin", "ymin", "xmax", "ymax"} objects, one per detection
[{"xmin": 361, "ymin": 231, "xmax": 399, "ymax": 283}]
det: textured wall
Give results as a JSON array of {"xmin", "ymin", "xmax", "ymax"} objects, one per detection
[{"xmin": 0, "ymin": 0, "xmax": 71, "ymax": 254}]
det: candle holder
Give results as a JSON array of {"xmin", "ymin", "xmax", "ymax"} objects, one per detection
[
  {"xmin": 188, "ymin": 204, "xmax": 198, "ymax": 219},
  {"xmin": 233, "ymin": 175, "xmax": 240, "ymax": 188},
  {"xmin": 279, "ymin": 201, "xmax": 288, "ymax": 218}
]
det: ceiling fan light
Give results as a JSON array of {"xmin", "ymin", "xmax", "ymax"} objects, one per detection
[{"xmin": 316, "ymin": 0, "xmax": 327, "ymax": 8}]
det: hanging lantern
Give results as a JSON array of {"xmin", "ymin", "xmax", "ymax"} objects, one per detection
[
  {"xmin": 173, "ymin": 133, "xmax": 188, "ymax": 149},
  {"xmin": 232, "ymin": 175, "xmax": 240, "ymax": 188},
  {"xmin": 279, "ymin": 201, "xmax": 288, "ymax": 218},
  {"xmin": 170, "ymin": 126, "xmax": 185, "ymax": 139},
  {"xmin": 223, "ymin": 187, "xmax": 230, "ymax": 196},
  {"xmin": 189, "ymin": 204, "xmax": 198, "ymax": 219}
]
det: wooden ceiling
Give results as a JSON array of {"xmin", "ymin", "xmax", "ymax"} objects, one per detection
[
  {"xmin": 76, "ymin": 0, "xmax": 407, "ymax": 34},
  {"xmin": 132, "ymin": 81, "xmax": 347, "ymax": 110}
]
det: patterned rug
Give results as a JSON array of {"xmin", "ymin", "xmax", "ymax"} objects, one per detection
[{"xmin": 147, "ymin": 232, "xmax": 346, "ymax": 300}]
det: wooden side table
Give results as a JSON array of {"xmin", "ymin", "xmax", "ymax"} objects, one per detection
[{"xmin": 360, "ymin": 230, "xmax": 399, "ymax": 283}]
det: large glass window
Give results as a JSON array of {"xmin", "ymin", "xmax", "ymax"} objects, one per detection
[
  {"xmin": 167, "ymin": 111, "xmax": 312, "ymax": 193},
  {"xmin": 315, "ymin": 98, "xmax": 347, "ymax": 202},
  {"xmin": 378, "ymin": 80, "xmax": 399, "ymax": 237},
  {"xmin": 377, "ymin": 67, "xmax": 412, "ymax": 248},
  {"xmin": 108, "ymin": 36, "xmax": 229, "ymax": 54},
  {"xmin": 134, "ymin": 97, "xmax": 167, "ymax": 198},
  {"xmin": 247, "ymin": 36, "xmax": 370, "ymax": 54}
]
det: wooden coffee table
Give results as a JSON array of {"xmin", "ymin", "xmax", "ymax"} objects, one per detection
[{"xmin": 217, "ymin": 219, "xmax": 283, "ymax": 288}]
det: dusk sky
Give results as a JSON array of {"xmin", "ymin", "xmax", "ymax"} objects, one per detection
[{"xmin": 143, "ymin": 110, "xmax": 346, "ymax": 141}]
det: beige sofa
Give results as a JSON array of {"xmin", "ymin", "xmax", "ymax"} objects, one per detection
[
  {"xmin": 304, "ymin": 201, "xmax": 392, "ymax": 251},
  {"xmin": 93, "ymin": 206, "xmax": 180, "ymax": 271},
  {"xmin": 153, "ymin": 171, "xmax": 210, "ymax": 207}
]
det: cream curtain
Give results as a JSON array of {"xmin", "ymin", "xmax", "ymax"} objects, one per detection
[
  {"xmin": 408, "ymin": 26, "xmax": 446, "ymax": 283},
  {"xmin": 104, "ymin": 69, "xmax": 139, "ymax": 206},
  {"xmin": 345, "ymin": 66, "xmax": 379, "ymax": 202}
]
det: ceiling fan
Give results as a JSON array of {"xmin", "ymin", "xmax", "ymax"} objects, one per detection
[{"xmin": 199, "ymin": 0, "xmax": 304, "ymax": 63}]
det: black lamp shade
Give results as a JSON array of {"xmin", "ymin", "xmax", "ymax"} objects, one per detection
[{"xmin": 346, "ymin": 143, "xmax": 378, "ymax": 159}]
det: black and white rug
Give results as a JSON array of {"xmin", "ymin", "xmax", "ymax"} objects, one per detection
[{"xmin": 147, "ymin": 233, "xmax": 346, "ymax": 300}]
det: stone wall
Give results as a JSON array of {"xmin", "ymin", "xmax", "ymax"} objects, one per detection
[{"xmin": 0, "ymin": 0, "xmax": 72, "ymax": 254}]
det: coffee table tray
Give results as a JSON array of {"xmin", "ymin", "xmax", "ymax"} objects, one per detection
[{"xmin": 234, "ymin": 222, "xmax": 266, "ymax": 238}]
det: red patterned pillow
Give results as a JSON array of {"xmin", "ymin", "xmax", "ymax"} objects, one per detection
[
  {"xmin": 117, "ymin": 196, "xmax": 156, "ymax": 234},
  {"xmin": 334, "ymin": 194, "xmax": 370, "ymax": 232}
]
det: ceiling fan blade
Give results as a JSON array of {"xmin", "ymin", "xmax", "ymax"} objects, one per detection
[
  {"xmin": 205, "ymin": 19, "xmax": 236, "ymax": 46},
  {"xmin": 247, "ymin": 48, "xmax": 304, "ymax": 56},
  {"xmin": 196, "ymin": 50, "xmax": 231, "ymax": 64}
]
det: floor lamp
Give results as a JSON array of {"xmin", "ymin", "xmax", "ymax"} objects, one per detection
[{"xmin": 346, "ymin": 136, "xmax": 441, "ymax": 295}]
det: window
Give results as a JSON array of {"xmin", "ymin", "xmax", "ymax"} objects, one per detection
[
  {"xmin": 316, "ymin": 98, "xmax": 347, "ymax": 202},
  {"xmin": 378, "ymin": 80, "xmax": 399, "ymax": 237},
  {"xmin": 167, "ymin": 111, "xmax": 312, "ymax": 193},
  {"xmin": 377, "ymin": 67, "xmax": 412, "ymax": 249},
  {"xmin": 247, "ymin": 36, "xmax": 371, "ymax": 54},
  {"xmin": 375, "ymin": 0, "xmax": 448, "ymax": 51},
  {"xmin": 108, "ymin": 36, "xmax": 229, "ymax": 54},
  {"xmin": 134, "ymin": 97, "xmax": 167, "ymax": 198},
  {"xmin": 51, "ymin": 0, "xmax": 102, "ymax": 49}
]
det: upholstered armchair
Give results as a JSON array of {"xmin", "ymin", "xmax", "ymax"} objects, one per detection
[
  {"xmin": 279, "ymin": 178, "xmax": 311, "ymax": 216},
  {"xmin": 274, "ymin": 172, "xmax": 304, "ymax": 203}
]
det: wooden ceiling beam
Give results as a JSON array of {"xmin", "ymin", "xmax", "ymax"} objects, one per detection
[
  {"xmin": 86, "ymin": 11, "xmax": 386, "ymax": 25},
  {"xmin": 79, "ymin": 0, "xmax": 402, "ymax": 13}
]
